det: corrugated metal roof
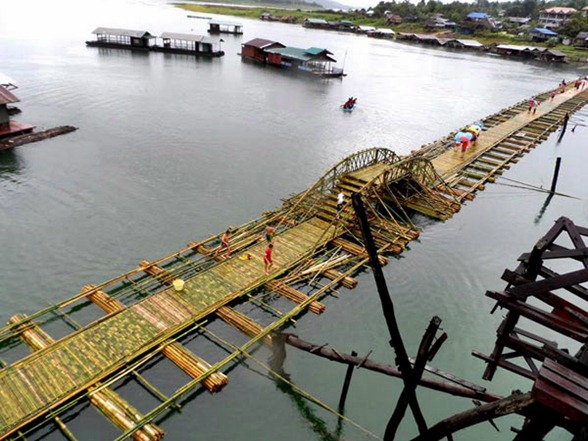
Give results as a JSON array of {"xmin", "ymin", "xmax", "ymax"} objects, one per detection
[
  {"xmin": 467, "ymin": 12, "xmax": 489, "ymax": 19},
  {"xmin": 0, "ymin": 73, "xmax": 17, "ymax": 88},
  {"xmin": 542, "ymin": 7, "xmax": 577, "ymax": 14},
  {"xmin": 456, "ymin": 39, "xmax": 484, "ymax": 47},
  {"xmin": 266, "ymin": 47, "xmax": 313, "ymax": 61},
  {"xmin": 304, "ymin": 18, "xmax": 328, "ymax": 24},
  {"xmin": 243, "ymin": 38, "xmax": 281, "ymax": 49},
  {"xmin": 576, "ymin": 32, "xmax": 588, "ymax": 39},
  {"xmin": 496, "ymin": 44, "xmax": 543, "ymax": 51},
  {"xmin": 546, "ymin": 49, "xmax": 565, "ymax": 56},
  {"xmin": 306, "ymin": 47, "xmax": 332, "ymax": 55},
  {"xmin": 208, "ymin": 19, "xmax": 242, "ymax": 27},
  {"xmin": 531, "ymin": 28, "xmax": 558, "ymax": 36},
  {"xmin": 160, "ymin": 33, "xmax": 213, "ymax": 43},
  {"xmin": 371, "ymin": 28, "xmax": 395, "ymax": 34},
  {"xmin": 0, "ymin": 85, "xmax": 19, "ymax": 105},
  {"xmin": 92, "ymin": 27, "xmax": 153, "ymax": 38}
]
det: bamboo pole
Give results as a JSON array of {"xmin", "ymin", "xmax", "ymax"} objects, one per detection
[
  {"xmin": 7, "ymin": 314, "xmax": 164, "ymax": 441},
  {"xmin": 161, "ymin": 343, "xmax": 228, "ymax": 392},
  {"xmin": 216, "ymin": 306, "xmax": 273, "ymax": 346},
  {"xmin": 265, "ymin": 281, "xmax": 326, "ymax": 314}
]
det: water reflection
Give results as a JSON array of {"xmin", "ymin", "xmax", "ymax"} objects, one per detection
[{"xmin": 0, "ymin": 150, "xmax": 23, "ymax": 181}]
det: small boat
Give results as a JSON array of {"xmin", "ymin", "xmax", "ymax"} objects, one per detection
[{"xmin": 341, "ymin": 98, "xmax": 357, "ymax": 112}]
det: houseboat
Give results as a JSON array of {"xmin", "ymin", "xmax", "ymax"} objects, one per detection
[
  {"xmin": 0, "ymin": 86, "xmax": 35, "ymax": 143},
  {"xmin": 490, "ymin": 44, "xmax": 566, "ymax": 62},
  {"xmin": 241, "ymin": 39, "xmax": 345, "ymax": 78},
  {"xmin": 86, "ymin": 28, "xmax": 224, "ymax": 58},
  {"xmin": 302, "ymin": 18, "xmax": 330, "ymax": 29},
  {"xmin": 367, "ymin": 28, "xmax": 396, "ymax": 40},
  {"xmin": 85, "ymin": 27, "xmax": 155, "ymax": 51},
  {"xmin": 151, "ymin": 33, "xmax": 224, "ymax": 57},
  {"xmin": 208, "ymin": 19, "xmax": 243, "ymax": 35},
  {"xmin": 241, "ymin": 38, "xmax": 285, "ymax": 63},
  {"xmin": 265, "ymin": 46, "xmax": 345, "ymax": 77}
]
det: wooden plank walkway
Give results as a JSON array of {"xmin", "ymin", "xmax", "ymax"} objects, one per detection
[
  {"xmin": 2, "ymin": 83, "xmax": 588, "ymax": 440},
  {"xmin": 432, "ymin": 88, "xmax": 583, "ymax": 179}
]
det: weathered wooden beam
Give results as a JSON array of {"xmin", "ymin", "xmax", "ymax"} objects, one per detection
[
  {"xmin": 351, "ymin": 194, "xmax": 428, "ymax": 438},
  {"xmin": 283, "ymin": 334, "xmax": 500, "ymax": 402},
  {"xmin": 410, "ymin": 392, "xmax": 534, "ymax": 441}
]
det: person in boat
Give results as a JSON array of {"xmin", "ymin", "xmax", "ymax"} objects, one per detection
[{"xmin": 343, "ymin": 97, "xmax": 356, "ymax": 109}]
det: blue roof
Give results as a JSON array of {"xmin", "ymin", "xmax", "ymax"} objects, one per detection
[
  {"xmin": 531, "ymin": 27, "xmax": 558, "ymax": 36},
  {"xmin": 467, "ymin": 12, "xmax": 489, "ymax": 19}
]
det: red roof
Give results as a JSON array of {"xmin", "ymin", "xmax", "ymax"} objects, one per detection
[
  {"xmin": 243, "ymin": 38, "xmax": 283, "ymax": 49},
  {"xmin": 0, "ymin": 86, "xmax": 19, "ymax": 105}
]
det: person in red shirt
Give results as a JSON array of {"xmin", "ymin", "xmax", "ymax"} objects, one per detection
[{"xmin": 264, "ymin": 243, "xmax": 274, "ymax": 275}]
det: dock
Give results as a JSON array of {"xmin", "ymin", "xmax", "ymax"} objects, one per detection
[{"xmin": 1, "ymin": 82, "xmax": 587, "ymax": 440}]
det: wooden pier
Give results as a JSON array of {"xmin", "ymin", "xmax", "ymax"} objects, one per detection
[{"xmin": 1, "ymin": 82, "xmax": 588, "ymax": 440}]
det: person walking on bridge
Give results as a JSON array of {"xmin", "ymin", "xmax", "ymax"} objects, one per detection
[
  {"xmin": 264, "ymin": 243, "xmax": 274, "ymax": 275},
  {"xmin": 528, "ymin": 97, "xmax": 539, "ymax": 115}
]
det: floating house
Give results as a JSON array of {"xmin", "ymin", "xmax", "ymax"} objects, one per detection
[
  {"xmin": 241, "ymin": 39, "xmax": 345, "ymax": 78},
  {"xmin": 491, "ymin": 44, "xmax": 566, "ymax": 62},
  {"xmin": 264, "ymin": 46, "xmax": 345, "ymax": 77},
  {"xmin": 241, "ymin": 38, "xmax": 285, "ymax": 62},
  {"xmin": 0, "ymin": 86, "xmax": 34, "ymax": 139},
  {"xmin": 208, "ymin": 19, "xmax": 243, "ymax": 35},
  {"xmin": 86, "ymin": 28, "xmax": 224, "ymax": 57},
  {"xmin": 444, "ymin": 39, "xmax": 485, "ymax": 50},
  {"xmin": 86, "ymin": 28, "xmax": 155, "ymax": 51},
  {"xmin": 367, "ymin": 28, "xmax": 396, "ymax": 40},
  {"xmin": 302, "ymin": 18, "xmax": 330, "ymax": 29},
  {"xmin": 152, "ymin": 33, "xmax": 224, "ymax": 57}
]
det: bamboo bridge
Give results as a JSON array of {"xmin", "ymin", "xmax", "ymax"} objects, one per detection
[{"xmin": 1, "ymin": 83, "xmax": 588, "ymax": 441}]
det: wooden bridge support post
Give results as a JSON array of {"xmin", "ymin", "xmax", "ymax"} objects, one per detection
[
  {"xmin": 338, "ymin": 350, "xmax": 358, "ymax": 412},
  {"xmin": 386, "ymin": 316, "xmax": 441, "ymax": 440},
  {"xmin": 269, "ymin": 332, "xmax": 288, "ymax": 377},
  {"xmin": 351, "ymin": 193, "xmax": 428, "ymax": 438},
  {"xmin": 550, "ymin": 157, "xmax": 562, "ymax": 194},
  {"xmin": 557, "ymin": 113, "xmax": 569, "ymax": 143}
]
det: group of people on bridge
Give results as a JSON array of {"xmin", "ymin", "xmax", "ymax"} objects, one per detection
[
  {"xmin": 214, "ymin": 224, "xmax": 278, "ymax": 275},
  {"xmin": 454, "ymin": 121, "xmax": 484, "ymax": 158}
]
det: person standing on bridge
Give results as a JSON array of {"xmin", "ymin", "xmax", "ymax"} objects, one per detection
[
  {"xmin": 264, "ymin": 224, "xmax": 277, "ymax": 244},
  {"xmin": 337, "ymin": 191, "xmax": 345, "ymax": 211},
  {"xmin": 215, "ymin": 228, "xmax": 231, "ymax": 258},
  {"xmin": 264, "ymin": 243, "xmax": 274, "ymax": 275}
]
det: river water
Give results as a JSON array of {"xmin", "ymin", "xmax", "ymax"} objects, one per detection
[{"xmin": 1, "ymin": 0, "xmax": 588, "ymax": 439}]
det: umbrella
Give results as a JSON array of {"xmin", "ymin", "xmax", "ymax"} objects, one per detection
[
  {"xmin": 466, "ymin": 125, "xmax": 481, "ymax": 134},
  {"xmin": 474, "ymin": 121, "xmax": 484, "ymax": 129},
  {"xmin": 455, "ymin": 131, "xmax": 473, "ymax": 142}
]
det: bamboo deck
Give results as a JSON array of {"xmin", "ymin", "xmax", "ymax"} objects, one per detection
[{"xmin": 1, "ymin": 82, "xmax": 588, "ymax": 440}]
